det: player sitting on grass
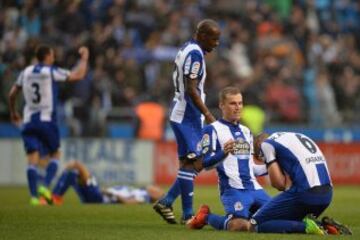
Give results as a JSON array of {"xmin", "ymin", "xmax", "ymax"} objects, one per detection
[
  {"xmin": 51, "ymin": 161, "xmax": 164, "ymax": 205},
  {"xmin": 186, "ymin": 87, "xmax": 271, "ymax": 230}
]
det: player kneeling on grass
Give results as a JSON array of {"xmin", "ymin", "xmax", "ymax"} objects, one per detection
[
  {"xmin": 188, "ymin": 132, "xmax": 352, "ymax": 235},
  {"xmin": 186, "ymin": 87, "xmax": 271, "ymax": 229},
  {"xmin": 51, "ymin": 161, "xmax": 164, "ymax": 205}
]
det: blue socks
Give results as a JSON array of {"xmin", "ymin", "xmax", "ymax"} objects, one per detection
[
  {"xmin": 208, "ymin": 214, "xmax": 232, "ymax": 230},
  {"xmin": 44, "ymin": 159, "xmax": 59, "ymax": 187},
  {"xmin": 178, "ymin": 168, "xmax": 197, "ymax": 220},
  {"xmin": 257, "ymin": 220, "xmax": 306, "ymax": 233},
  {"xmin": 53, "ymin": 170, "xmax": 78, "ymax": 196},
  {"xmin": 159, "ymin": 168, "xmax": 197, "ymax": 220},
  {"xmin": 159, "ymin": 179, "xmax": 180, "ymax": 206},
  {"xmin": 27, "ymin": 165, "xmax": 38, "ymax": 197}
]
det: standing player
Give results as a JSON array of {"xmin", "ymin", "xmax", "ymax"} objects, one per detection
[
  {"xmin": 190, "ymin": 131, "xmax": 352, "ymax": 235},
  {"xmin": 51, "ymin": 161, "xmax": 164, "ymax": 205},
  {"xmin": 8, "ymin": 45, "xmax": 89, "ymax": 205},
  {"xmin": 153, "ymin": 19, "xmax": 220, "ymax": 224},
  {"xmin": 187, "ymin": 87, "xmax": 271, "ymax": 231}
]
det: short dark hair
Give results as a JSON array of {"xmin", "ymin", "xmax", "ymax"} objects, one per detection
[
  {"xmin": 196, "ymin": 19, "xmax": 219, "ymax": 35},
  {"xmin": 35, "ymin": 45, "xmax": 52, "ymax": 62},
  {"xmin": 219, "ymin": 86, "xmax": 241, "ymax": 103}
]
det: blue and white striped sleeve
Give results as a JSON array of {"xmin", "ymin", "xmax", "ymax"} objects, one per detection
[
  {"xmin": 201, "ymin": 125, "xmax": 226, "ymax": 169},
  {"xmin": 52, "ymin": 67, "xmax": 71, "ymax": 82},
  {"xmin": 261, "ymin": 140, "xmax": 277, "ymax": 166},
  {"xmin": 183, "ymin": 50, "xmax": 203, "ymax": 80}
]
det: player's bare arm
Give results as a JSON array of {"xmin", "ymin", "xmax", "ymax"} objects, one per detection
[
  {"xmin": 8, "ymin": 85, "xmax": 22, "ymax": 126},
  {"xmin": 68, "ymin": 46, "xmax": 89, "ymax": 81},
  {"xmin": 267, "ymin": 161, "xmax": 287, "ymax": 191},
  {"xmin": 185, "ymin": 78, "xmax": 215, "ymax": 123}
]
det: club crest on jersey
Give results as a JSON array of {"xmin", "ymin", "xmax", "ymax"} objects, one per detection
[
  {"xmin": 234, "ymin": 201, "xmax": 243, "ymax": 211},
  {"xmin": 233, "ymin": 138, "xmax": 250, "ymax": 155},
  {"xmin": 201, "ymin": 134, "xmax": 210, "ymax": 147}
]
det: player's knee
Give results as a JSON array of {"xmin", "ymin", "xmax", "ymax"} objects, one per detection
[
  {"xmin": 66, "ymin": 160, "xmax": 79, "ymax": 169},
  {"xmin": 227, "ymin": 218, "xmax": 251, "ymax": 232}
]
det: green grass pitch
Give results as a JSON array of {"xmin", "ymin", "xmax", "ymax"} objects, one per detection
[{"xmin": 0, "ymin": 185, "xmax": 359, "ymax": 239}]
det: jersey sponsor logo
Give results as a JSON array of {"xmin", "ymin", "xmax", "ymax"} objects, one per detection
[
  {"xmin": 234, "ymin": 201, "xmax": 243, "ymax": 211},
  {"xmin": 233, "ymin": 138, "xmax": 251, "ymax": 156}
]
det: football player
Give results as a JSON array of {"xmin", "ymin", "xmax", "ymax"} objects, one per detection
[
  {"xmin": 190, "ymin": 130, "xmax": 352, "ymax": 235},
  {"xmin": 51, "ymin": 161, "xmax": 164, "ymax": 205},
  {"xmin": 153, "ymin": 19, "xmax": 220, "ymax": 224},
  {"xmin": 187, "ymin": 87, "xmax": 270, "ymax": 231},
  {"xmin": 8, "ymin": 45, "xmax": 89, "ymax": 205}
]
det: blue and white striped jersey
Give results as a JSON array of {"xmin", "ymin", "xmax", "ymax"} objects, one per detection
[
  {"xmin": 202, "ymin": 119, "xmax": 264, "ymax": 192},
  {"xmin": 16, "ymin": 64, "xmax": 70, "ymax": 123},
  {"xmin": 103, "ymin": 185, "xmax": 151, "ymax": 204},
  {"xmin": 169, "ymin": 39, "xmax": 206, "ymax": 125},
  {"xmin": 260, "ymin": 132, "xmax": 332, "ymax": 192}
]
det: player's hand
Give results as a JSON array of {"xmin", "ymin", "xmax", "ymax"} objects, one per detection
[
  {"xmin": 78, "ymin": 46, "xmax": 89, "ymax": 60},
  {"xmin": 10, "ymin": 112, "xmax": 22, "ymax": 127},
  {"xmin": 223, "ymin": 139, "xmax": 236, "ymax": 155}
]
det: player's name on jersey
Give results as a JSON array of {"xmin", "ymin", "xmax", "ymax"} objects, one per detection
[{"xmin": 305, "ymin": 155, "xmax": 325, "ymax": 164}]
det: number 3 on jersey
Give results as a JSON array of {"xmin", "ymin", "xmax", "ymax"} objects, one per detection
[{"xmin": 31, "ymin": 82, "xmax": 41, "ymax": 104}]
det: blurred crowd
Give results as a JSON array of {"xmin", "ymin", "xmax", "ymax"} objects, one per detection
[{"xmin": 0, "ymin": 0, "xmax": 359, "ymax": 136}]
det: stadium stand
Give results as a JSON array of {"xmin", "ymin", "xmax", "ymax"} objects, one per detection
[{"xmin": 0, "ymin": 0, "xmax": 359, "ymax": 137}]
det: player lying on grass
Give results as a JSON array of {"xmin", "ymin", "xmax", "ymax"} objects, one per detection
[
  {"xmin": 188, "ymin": 132, "xmax": 352, "ymax": 235},
  {"xmin": 42, "ymin": 161, "xmax": 164, "ymax": 205}
]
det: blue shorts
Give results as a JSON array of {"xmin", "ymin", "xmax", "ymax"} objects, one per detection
[
  {"xmin": 170, "ymin": 121, "xmax": 202, "ymax": 159},
  {"xmin": 252, "ymin": 185, "xmax": 333, "ymax": 224},
  {"xmin": 221, "ymin": 188, "xmax": 271, "ymax": 219},
  {"xmin": 21, "ymin": 120, "xmax": 60, "ymax": 154},
  {"xmin": 74, "ymin": 176, "xmax": 103, "ymax": 203}
]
